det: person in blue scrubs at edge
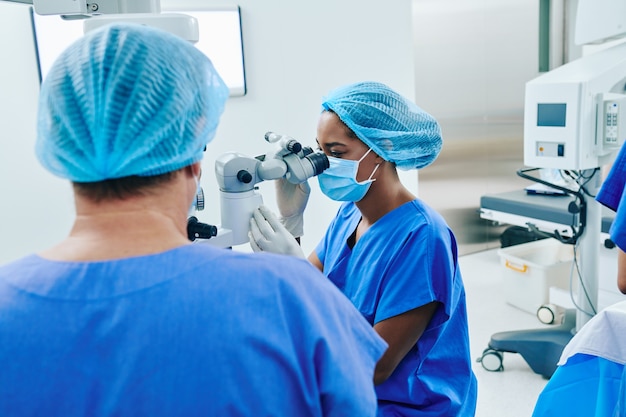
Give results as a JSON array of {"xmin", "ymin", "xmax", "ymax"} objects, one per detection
[
  {"xmin": 596, "ymin": 142, "xmax": 626, "ymax": 295},
  {"xmin": 250, "ymin": 81, "xmax": 478, "ymax": 416},
  {"xmin": 0, "ymin": 24, "xmax": 388, "ymax": 416},
  {"xmin": 596, "ymin": 143, "xmax": 626, "ymax": 416},
  {"xmin": 531, "ymin": 142, "xmax": 626, "ymax": 417}
]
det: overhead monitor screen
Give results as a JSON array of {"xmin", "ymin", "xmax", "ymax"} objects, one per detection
[
  {"xmin": 184, "ymin": 8, "xmax": 246, "ymax": 96},
  {"xmin": 32, "ymin": 6, "xmax": 246, "ymax": 96}
]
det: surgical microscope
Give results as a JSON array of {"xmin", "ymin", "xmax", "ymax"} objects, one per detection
[
  {"xmin": 478, "ymin": 0, "xmax": 626, "ymax": 378},
  {"xmin": 187, "ymin": 132, "xmax": 329, "ymax": 248}
]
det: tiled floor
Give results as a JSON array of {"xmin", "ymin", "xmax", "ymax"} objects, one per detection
[{"xmin": 460, "ymin": 248, "xmax": 551, "ymax": 417}]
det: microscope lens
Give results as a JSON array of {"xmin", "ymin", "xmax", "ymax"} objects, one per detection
[{"xmin": 307, "ymin": 152, "xmax": 330, "ymax": 176}]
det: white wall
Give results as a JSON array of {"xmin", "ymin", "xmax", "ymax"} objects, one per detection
[
  {"xmin": 0, "ymin": 0, "xmax": 416, "ymax": 262},
  {"xmin": 0, "ymin": 3, "xmax": 75, "ymax": 264},
  {"xmin": 413, "ymin": 0, "xmax": 539, "ymax": 125}
]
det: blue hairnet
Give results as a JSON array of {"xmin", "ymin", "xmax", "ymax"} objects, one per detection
[
  {"xmin": 321, "ymin": 81, "xmax": 442, "ymax": 170},
  {"xmin": 36, "ymin": 23, "xmax": 229, "ymax": 182}
]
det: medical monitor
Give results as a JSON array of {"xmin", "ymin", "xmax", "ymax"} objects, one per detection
[
  {"xmin": 31, "ymin": 6, "xmax": 246, "ymax": 96},
  {"xmin": 523, "ymin": 41, "xmax": 626, "ymax": 170}
]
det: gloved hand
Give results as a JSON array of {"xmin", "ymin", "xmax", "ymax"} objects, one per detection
[
  {"xmin": 249, "ymin": 205, "xmax": 305, "ymax": 258},
  {"xmin": 276, "ymin": 178, "xmax": 310, "ymax": 238}
]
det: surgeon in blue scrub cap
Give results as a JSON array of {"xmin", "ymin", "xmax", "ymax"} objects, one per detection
[
  {"xmin": 0, "ymin": 26, "xmax": 388, "ymax": 417},
  {"xmin": 250, "ymin": 81, "xmax": 478, "ymax": 416}
]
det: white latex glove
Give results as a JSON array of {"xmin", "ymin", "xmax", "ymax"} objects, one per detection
[
  {"xmin": 276, "ymin": 178, "xmax": 310, "ymax": 238},
  {"xmin": 249, "ymin": 205, "xmax": 305, "ymax": 258}
]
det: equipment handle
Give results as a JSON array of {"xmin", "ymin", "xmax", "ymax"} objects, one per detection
[{"xmin": 505, "ymin": 260, "xmax": 528, "ymax": 273}]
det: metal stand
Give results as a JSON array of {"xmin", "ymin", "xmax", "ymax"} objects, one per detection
[
  {"xmin": 478, "ymin": 169, "xmax": 602, "ymax": 378},
  {"xmin": 478, "ymin": 309, "xmax": 576, "ymax": 378}
]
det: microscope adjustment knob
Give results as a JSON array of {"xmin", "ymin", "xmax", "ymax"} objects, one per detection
[
  {"xmin": 237, "ymin": 170, "xmax": 253, "ymax": 184},
  {"xmin": 285, "ymin": 140, "xmax": 302, "ymax": 154}
]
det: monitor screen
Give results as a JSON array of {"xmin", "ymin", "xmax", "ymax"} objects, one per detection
[
  {"xmin": 32, "ymin": 6, "xmax": 246, "ymax": 96},
  {"xmin": 180, "ymin": 7, "xmax": 246, "ymax": 96},
  {"xmin": 537, "ymin": 103, "xmax": 567, "ymax": 127}
]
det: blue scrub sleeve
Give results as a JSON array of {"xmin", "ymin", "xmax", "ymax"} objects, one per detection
[
  {"xmin": 606, "ymin": 186, "xmax": 626, "ymax": 251},
  {"xmin": 374, "ymin": 225, "xmax": 455, "ymax": 327},
  {"xmin": 597, "ymin": 142, "xmax": 626, "ymax": 211},
  {"xmin": 597, "ymin": 142, "xmax": 626, "ymax": 251}
]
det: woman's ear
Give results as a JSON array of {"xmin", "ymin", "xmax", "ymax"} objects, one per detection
[{"xmin": 186, "ymin": 162, "xmax": 202, "ymax": 179}]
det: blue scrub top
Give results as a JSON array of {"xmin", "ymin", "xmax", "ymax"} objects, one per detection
[
  {"xmin": 0, "ymin": 244, "xmax": 387, "ymax": 416},
  {"xmin": 597, "ymin": 142, "xmax": 626, "ymax": 250},
  {"xmin": 316, "ymin": 200, "xmax": 477, "ymax": 417}
]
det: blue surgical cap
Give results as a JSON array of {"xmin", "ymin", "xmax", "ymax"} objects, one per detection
[
  {"xmin": 321, "ymin": 81, "xmax": 442, "ymax": 170},
  {"xmin": 36, "ymin": 23, "xmax": 229, "ymax": 182}
]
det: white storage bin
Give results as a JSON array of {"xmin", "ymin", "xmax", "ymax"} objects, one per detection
[{"xmin": 498, "ymin": 239, "xmax": 574, "ymax": 314}]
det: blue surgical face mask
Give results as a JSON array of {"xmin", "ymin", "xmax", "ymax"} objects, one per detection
[{"xmin": 317, "ymin": 148, "xmax": 380, "ymax": 202}]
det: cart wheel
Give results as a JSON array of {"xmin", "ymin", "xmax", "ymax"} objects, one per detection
[
  {"xmin": 537, "ymin": 304, "xmax": 556, "ymax": 324},
  {"xmin": 478, "ymin": 348, "xmax": 504, "ymax": 372}
]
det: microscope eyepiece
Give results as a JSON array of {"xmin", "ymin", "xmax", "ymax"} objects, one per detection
[
  {"xmin": 305, "ymin": 151, "xmax": 330, "ymax": 176},
  {"xmin": 187, "ymin": 216, "xmax": 218, "ymax": 241}
]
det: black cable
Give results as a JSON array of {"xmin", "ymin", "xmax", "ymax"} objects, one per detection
[
  {"xmin": 517, "ymin": 167, "xmax": 587, "ymax": 245},
  {"xmin": 569, "ymin": 242, "xmax": 597, "ymax": 316},
  {"xmin": 560, "ymin": 170, "xmax": 578, "ymax": 183},
  {"xmin": 577, "ymin": 168, "xmax": 600, "ymax": 198}
]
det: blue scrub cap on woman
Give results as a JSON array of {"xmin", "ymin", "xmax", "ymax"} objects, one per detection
[
  {"xmin": 36, "ymin": 23, "xmax": 229, "ymax": 182},
  {"xmin": 321, "ymin": 81, "xmax": 442, "ymax": 170}
]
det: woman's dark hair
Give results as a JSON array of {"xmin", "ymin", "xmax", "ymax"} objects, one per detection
[{"xmin": 324, "ymin": 109, "xmax": 359, "ymax": 140}]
